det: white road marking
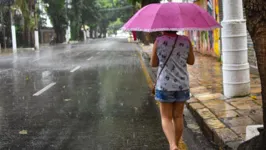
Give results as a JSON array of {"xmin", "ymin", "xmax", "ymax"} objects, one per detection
[
  {"xmin": 33, "ymin": 82, "xmax": 56, "ymax": 96},
  {"xmin": 76, "ymin": 51, "xmax": 85, "ymax": 56},
  {"xmin": 70, "ymin": 66, "xmax": 81, "ymax": 73},
  {"xmin": 0, "ymin": 69, "xmax": 12, "ymax": 73},
  {"xmin": 87, "ymin": 57, "xmax": 93, "ymax": 61}
]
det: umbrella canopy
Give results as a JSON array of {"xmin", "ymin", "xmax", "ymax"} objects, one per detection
[{"xmin": 122, "ymin": 2, "xmax": 221, "ymax": 32}]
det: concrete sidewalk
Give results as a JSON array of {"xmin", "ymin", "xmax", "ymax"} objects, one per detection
[{"xmin": 140, "ymin": 43, "xmax": 263, "ymax": 149}]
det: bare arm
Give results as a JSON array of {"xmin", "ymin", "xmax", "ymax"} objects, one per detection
[
  {"xmin": 187, "ymin": 41, "xmax": 195, "ymax": 65},
  {"xmin": 150, "ymin": 40, "xmax": 159, "ymax": 67}
]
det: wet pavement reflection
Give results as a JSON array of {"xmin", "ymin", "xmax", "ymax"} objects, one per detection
[{"xmin": 0, "ymin": 39, "xmax": 168, "ymax": 149}]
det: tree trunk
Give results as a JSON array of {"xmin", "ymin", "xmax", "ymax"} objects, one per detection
[
  {"xmin": 94, "ymin": 27, "xmax": 97, "ymax": 38},
  {"xmin": 89, "ymin": 26, "xmax": 93, "ymax": 38},
  {"xmin": 238, "ymin": 0, "xmax": 266, "ymax": 149},
  {"xmin": 253, "ymin": 31, "xmax": 266, "ymax": 128}
]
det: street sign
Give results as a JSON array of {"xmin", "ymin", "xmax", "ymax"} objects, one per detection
[{"xmin": 0, "ymin": 0, "xmax": 14, "ymax": 6}]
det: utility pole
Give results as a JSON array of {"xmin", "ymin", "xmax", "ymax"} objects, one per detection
[
  {"xmin": 221, "ymin": 0, "xmax": 250, "ymax": 97},
  {"xmin": 34, "ymin": 0, "xmax": 40, "ymax": 50},
  {"xmin": 10, "ymin": 6, "xmax": 17, "ymax": 53}
]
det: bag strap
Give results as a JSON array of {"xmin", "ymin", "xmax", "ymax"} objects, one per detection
[{"xmin": 156, "ymin": 35, "xmax": 178, "ymax": 82}]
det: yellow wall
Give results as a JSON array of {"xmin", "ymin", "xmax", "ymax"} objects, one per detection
[{"xmin": 213, "ymin": 0, "xmax": 220, "ymax": 57}]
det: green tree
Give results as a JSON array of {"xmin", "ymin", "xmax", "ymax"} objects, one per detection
[
  {"xmin": 108, "ymin": 18, "xmax": 123, "ymax": 35},
  {"xmin": 69, "ymin": 0, "xmax": 100, "ymax": 40},
  {"xmin": 238, "ymin": 0, "xmax": 266, "ymax": 149},
  {"xmin": 13, "ymin": 0, "xmax": 36, "ymax": 47},
  {"xmin": 129, "ymin": 0, "xmax": 160, "ymax": 7},
  {"xmin": 43, "ymin": 0, "xmax": 68, "ymax": 43},
  {"xmin": 97, "ymin": 0, "xmax": 133, "ymax": 38}
]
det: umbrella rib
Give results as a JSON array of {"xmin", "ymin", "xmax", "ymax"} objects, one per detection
[
  {"xmin": 193, "ymin": 4, "xmax": 212, "ymax": 28},
  {"xmin": 149, "ymin": 5, "xmax": 161, "ymax": 30},
  {"xmin": 177, "ymin": 4, "xmax": 182, "ymax": 30}
]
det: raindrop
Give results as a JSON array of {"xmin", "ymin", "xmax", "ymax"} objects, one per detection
[
  {"xmin": 134, "ymin": 107, "xmax": 138, "ymax": 112},
  {"xmin": 19, "ymin": 130, "xmax": 28, "ymax": 135},
  {"xmin": 120, "ymin": 103, "xmax": 124, "ymax": 106},
  {"xmin": 64, "ymin": 99, "xmax": 71, "ymax": 102},
  {"xmin": 133, "ymin": 133, "xmax": 136, "ymax": 138}
]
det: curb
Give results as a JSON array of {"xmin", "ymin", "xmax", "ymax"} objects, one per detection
[{"xmin": 186, "ymin": 101, "xmax": 242, "ymax": 150}]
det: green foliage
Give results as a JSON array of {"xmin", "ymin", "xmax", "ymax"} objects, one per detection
[
  {"xmin": 43, "ymin": 0, "xmax": 68, "ymax": 43},
  {"xmin": 128, "ymin": 0, "xmax": 160, "ymax": 7},
  {"xmin": 108, "ymin": 18, "xmax": 123, "ymax": 35},
  {"xmin": 96, "ymin": 0, "xmax": 133, "ymax": 37},
  {"xmin": 68, "ymin": 0, "xmax": 100, "ymax": 40}
]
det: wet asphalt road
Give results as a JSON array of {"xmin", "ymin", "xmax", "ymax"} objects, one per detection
[{"xmin": 0, "ymin": 38, "xmax": 216, "ymax": 150}]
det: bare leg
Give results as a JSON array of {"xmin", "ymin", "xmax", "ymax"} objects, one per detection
[
  {"xmin": 173, "ymin": 102, "xmax": 185, "ymax": 146},
  {"xmin": 160, "ymin": 102, "xmax": 178, "ymax": 150}
]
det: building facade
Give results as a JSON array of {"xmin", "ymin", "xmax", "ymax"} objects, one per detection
[
  {"xmin": 185, "ymin": 0, "xmax": 221, "ymax": 58},
  {"xmin": 192, "ymin": 0, "xmax": 258, "ymax": 71}
]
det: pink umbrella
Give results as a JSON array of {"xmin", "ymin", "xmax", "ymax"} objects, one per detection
[{"xmin": 122, "ymin": 2, "xmax": 221, "ymax": 32}]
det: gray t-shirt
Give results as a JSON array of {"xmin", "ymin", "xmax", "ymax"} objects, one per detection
[{"xmin": 156, "ymin": 35, "xmax": 190, "ymax": 91}]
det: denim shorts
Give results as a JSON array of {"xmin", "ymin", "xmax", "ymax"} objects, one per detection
[{"xmin": 155, "ymin": 89, "xmax": 190, "ymax": 103}]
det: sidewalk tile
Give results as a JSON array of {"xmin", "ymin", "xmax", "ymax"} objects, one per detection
[
  {"xmin": 236, "ymin": 109, "xmax": 262, "ymax": 116},
  {"xmin": 254, "ymin": 100, "xmax": 263, "ymax": 106},
  {"xmin": 190, "ymin": 86, "xmax": 209, "ymax": 94},
  {"xmin": 250, "ymin": 74, "xmax": 259, "ymax": 78},
  {"xmin": 214, "ymin": 128, "xmax": 239, "ymax": 143},
  {"xmin": 202, "ymin": 99, "xmax": 224, "ymax": 106},
  {"xmin": 249, "ymin": 111, "xmax": 263, "ymax": 124},
  {"xmin": 226, "ymin": 97, "xmax": 253, "ymax": 103},
  {"xmin": 202, "ymin": 100, "xmax": 236, "ymax": 113},
  {"xmin": 196, "ymin": 108, "xmax": 216, "ymax": 119},
  {"xmin": 239, "ymin": 133, "xmax": 246, "ymax": 140},
  {"xmin": 215, "ymin": 110, "xmax": 239, "ymax": 119},
  {"xmin": 230, "ymin": 100, "xmax": 261, "ymax": 110},
  {"xmin": 231, "ymin": 126, "xmax": 246, "ymax": 137},
  {"xmin": 250, "ymin": 83, "xmax": 261, "ymax": 88},
  {"xmin": 190, "ymin": 82, "xmax": 201, "ymax": 88},
  {"xmin": 255, "ymin": 96, "xmax": 262, "ymax": 100},
  {"xmin": 188, "ymin": 103, "xmax": 205, "ymax": 110},
  {"xmin": 226, "ymin": 141, "xmax": 244, "ymax": 150},
  {"xmin": 250, "ymin": 87, "xmax": 262, "ymax": 94},
  {"xmin": 222, "ymin": 117, "xmax": 255, "ymax": 127},
  {"xmin": 205, "ymin": 118, "xmax": 226, "ymax": 129},
  {"xmin": 195, "ymin": 93, "xmax": 225, "ymax": 102}
]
